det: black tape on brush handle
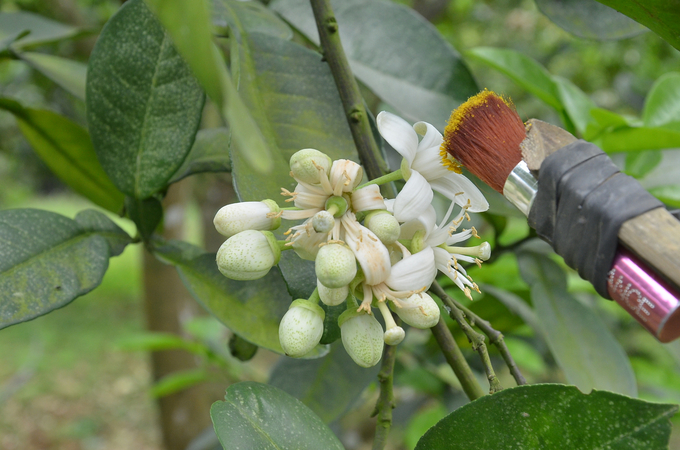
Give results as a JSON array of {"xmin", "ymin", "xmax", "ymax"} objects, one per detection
[{"xmin": 527, "ymin": 140, "xmax": 663, "ymax": 298}]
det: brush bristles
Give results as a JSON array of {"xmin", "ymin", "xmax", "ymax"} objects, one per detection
[{"xmin": 441, "ymin": 90, "xmax": 526, "ymax": 193}]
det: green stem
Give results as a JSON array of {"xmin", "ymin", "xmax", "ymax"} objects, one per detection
[
  {"xmin": 430, "ymin": 282, "xmax": 503, "ymax": 394},
  {"xmin": 310, "ymin": 0, "xmax": 388, "ymax": 182},
  {"xmin": 355, "ymin": 169, "xmax": 403, "ymax": 191},
  {"xmin": 430, "ymin": 318, "xmax": 485, "ymax": 401},
  {"xmin": 371, "ymin": 330, "xmax": 398, "ymax": 450},
  {"xmin": 308, "ymin": 287, "xmax": 321, "ymax": 304}
]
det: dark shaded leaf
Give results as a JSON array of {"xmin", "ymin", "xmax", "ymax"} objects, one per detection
[
  {"xmin": 169, "ymin": 128, "xmax": 231, "ymax": 183},
  {"xmin": 86, "ymin": 0, "xmax": 205, "ymax": 199},
  {"xmin": 0, "ymin": 98, "xmax": 124, "ymax": 214},
  {"xmin": 125, "ymin": 196, "xmax": 163, "ymax": 241},
  {"xmin": 0, "ymin": 209, "xmax": 131, "ymax": 329},
  {"xmin": 269, "ymin": 342, "xmax": 379, "ymax": 424},
  {"xmin": 416, "ymin": 384, "xmax": 678, "ymax": 449},
  {"xmin": 271, "ymin": 0, "xmax": 478, "ymax": 126},
  {"xmin": 517, "ymin": 251, "xmax": 637, "ymax": 396},
  {"xmin": 211, "ymin": 382, "xmax": 344, "ymax": 449},
  {"xmin": 229, "ymin": 333, "xmax": 258, "ymax": 361}
]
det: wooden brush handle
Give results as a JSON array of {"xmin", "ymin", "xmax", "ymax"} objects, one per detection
[{"xmin": 619, "ymin": 207, "xmax": 680, "ymax": 289}]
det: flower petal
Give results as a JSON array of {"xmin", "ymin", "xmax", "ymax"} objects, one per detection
[
  {"xmin": 411, "ymin": 146, "xmax": 450, "ymax": 181},
  {"xmin": 377, "ymin": 111, "xmax": 418, "ymax": 165},
  {"xmin": 429, "ymin": 174, "xmax": 489, "ymax": 212},
  {"xmin": 352, "ymin": 184, "xmax": 386, "ymax": 212},
  {"xmin": 413, "ymin": 121, "xmax": 443, "ymax": 152},
  {"xmin": 398, "ymin": 205, "xmax": 436, "ymax": 240},
  {"xmin": 386, "ymin": 246, "xmax": 436, "ymax": 291},
  {"xmin": 393, "ymin": 171, "xmax": 433, "ymax": 222}
]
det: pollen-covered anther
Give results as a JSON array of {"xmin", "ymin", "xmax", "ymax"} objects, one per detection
[
  {"xmin": 471, "ymin": 226, "xmax": 479, "ymax": 238},
  {"xmin": 473, "ymin": 282, "xmax": 481, "ymax": 294},
  {"xmin": 464, "ymin": 287, "xmax": 472, "ymax": 300},
  {"xmin": 267, "ymin": 210, "xmax": 284, "ymax": 219}
]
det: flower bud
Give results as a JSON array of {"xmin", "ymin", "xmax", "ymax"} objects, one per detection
[
  {"xmin": 393, "ymin": 292, "xmax": 440, "ymax": 329},
  {"xmin": 364, "ymin": 210, "xmax": 400, "ymax": 245},
  {"xmin": 279, "ymin": 299, "xmax": 325, "ymax": 357},
  {"xmin": 315, "ymin": 242, "xmax": 357, "ymax": 289},
  {"xmin": 317, "ymin": 279, "xmax": 348, "ymax": 306},
  {"xmin": 213, "ymin": 200, "xmax": 281, "ymax": 238},
  {"xmin": 216, "ymin": 230, "xmax": 281, "ymax": 280},
  {"xmin": 339, "ymin": 310, "xmax": 384, "ymax": 367},
  {"xmin": 312, "ymin": 210, "xmax": 335, "ymax": 234},
  {"xmin": 290, "ymin": 149, "xmax": 332, "ymax": 185}
]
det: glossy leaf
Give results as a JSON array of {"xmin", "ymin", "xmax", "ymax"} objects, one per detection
[
  {"xmin": 152, "ymin": 239, "xmax": 289, "ymax": 354},
  {"xmin": 228, "ymin": 32, "xmax": 357, "ymax": 202},
  {"xmin": 594, "ymin": 0, "xmax": 680, "ymax": 51},
  {"xmin": 86, "ymin": 0, "xmax": 205, "ymax": 199},
  {"xmin": 535, "ymin": 0, "xmax": 645, "ymax": 40},
  {"xmin": 211, "ymin": 382, "xmax": 344, "ymax": 450},
  {"xmin": 269, "ymin": 342, "xmax": 380, "ymax": 423},
  {"xmin": 465, "ymin": 47, "xmax": 562, "ymax": 110},
  {"xmin": 144, "ymin": 0, "xmax": 273, "ymax": 174},
  {"xmin": 0, "ymin": 98, "xmax": 124, "ymax": 213},
  {"xmin": 0, "ymin": 209, "xmax": 131, "ymax": 329},
  {"xmin": 553, "ymin": 76, "xmax": 596, "ymax": 137},
  {"xmin": 415, "ymin": 384, "xmax": 678, "ymax": 449},
  {"xmin": 625, "ymin": 150, "xmax": 663, "ymax": 179},
  {"xmin": 169, "ymin": 128, "xmax": 231, "ymax": 184},
  {"xmin": 597, "ymin": 126, "xmax": 680, "ymax": 153},
  {"xmin": 0, "ymin": 11, "xmax": 82, "ymax": 50},
  {"xmin": 649, "ymin": 185, "xmax": 680, "ymax": 208},
  {"xmin": 643, "ymin": 72, "xmax": 680, "ymax": 128},
  {"xmin": 125, "ymin": 196, "xmax": 163, "ymax": 241},
  {"xmin": 271, "ymin": 0, "xmax": 478, "ymax": 126},
  {"xmin": 17, "ymin": 52, "xmax": 87, "ymax": 100},
  {"xmin": 517, "ymin": 251, "xmax": 637, "ymax": 396}
]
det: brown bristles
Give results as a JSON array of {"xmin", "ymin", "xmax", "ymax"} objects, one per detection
[{"xmin": 441, "ymin": 90, "xmax": 526, "ymax": 193}]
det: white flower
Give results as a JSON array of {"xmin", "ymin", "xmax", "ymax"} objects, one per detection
[
  {"xmin": 342, "ymin": 212, "xmax": 391, "ymax": 286},
  {"xmin": 339, "ymin": 310, "xmax": 384, "ymax": 367},
  {"xmin": 351, "ymin": 184, "xmax": 386, "ymax": 212},
  {"xmin": 385, "ymin": 246, "xmax": 437, "ymax": 292},
  {"xmin": 377, "ymin": 111, "xmax": 488, "ymax": 221},
  {"xmin": 279, "ymin": 299, "xmax": 325, "ymax": 357},
  {"xmin": 213, "ymin": 200, "xmax": 281, "ymax": 238},
  {"xmin": 216, "ymin": 230, "xmax": 280, "ymax": 280}
]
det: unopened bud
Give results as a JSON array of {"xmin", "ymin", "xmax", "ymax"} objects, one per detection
[
  {"xmin": 364, "ymin": 210, "xmax": 400, "ymax": 245},
  {"xmin": 279, "ymin": 299, "xmax": 325, "ymax": 357},
  {"xmin": 216, "ymin": 230, "xmax": 280, "ymax": 280},
  {"xmin": 339, "ymin": 310, "xmax": 384, "ymax": 368},
  {"xmin": 317, "ymin": 280, "xmax": 348, "ymax": 306},
  {"xmin": 213, "ymin": 200, "xmax": 281, "ymax": 238},
  {"xmin": 315, "ymin": 242, "xmax": 357, "ymax": 289},
  {"xmin": 392, "ymin": 292, "xmax": 440, "ymax": 329},
  {"xmin": 290, "ymin": 149, "xmax": 332, "ymax": 184}
]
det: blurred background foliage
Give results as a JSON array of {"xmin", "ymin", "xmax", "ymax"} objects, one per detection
[{"xmin": 1, "ymin": 0, "xmax": 679, "ymax": 449}]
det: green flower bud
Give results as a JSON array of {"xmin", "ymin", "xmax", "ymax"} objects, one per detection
[
  {"xmin": 392, "ymin": 292, "xmax": 440, "ymax": 329},
  {"xmin": 279, "ymin": 299, "xmax": 325, "ymax": 358},
  {"xmin": 317, "ymin": 280, "xmax": 348, "ymax": 306},
  {"xmin": 315, "ymin": 242, "xmax": 357, "ymax": 289},
  {"xmin": 364, "ymin": 210, "xmax": 400, "ymax": 245},
  {"xmin": 339, "ymin": 310, "xmax": 384, "ymax": 368},
  {"xmin": 216, "ymin": 230, "xmax": 281, "ymax": 280},
  {"xmin": 290, "ymin": 149, "xmax": 332, "ymax": 184}
]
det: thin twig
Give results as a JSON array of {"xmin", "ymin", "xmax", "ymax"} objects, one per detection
[
  {"xmin": 430, "ymin": 282, "xmax": 503, "ymax": 394},
  {"xmin": 430, "ymin": 317, "xmax": 485, "ymax": 401},
  {"xmin": 446, "ymin": 293, "xmax": 527, "ymax": 386},
  {"xmin": 309, "ymin": 0, "xmax": 387, "ymax": 181},
  {"xmin": 371, "ymin": 338, "xmax": 397, "ymax": 450}
]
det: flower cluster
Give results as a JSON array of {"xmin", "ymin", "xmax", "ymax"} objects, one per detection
[{"xmin": 213, "ymin": 112, "xmax": 490, "ymax": 367}]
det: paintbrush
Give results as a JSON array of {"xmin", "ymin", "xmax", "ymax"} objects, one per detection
[{"xmin": 441, "ymin": 90, "xmax": 680, "ymax": 343}]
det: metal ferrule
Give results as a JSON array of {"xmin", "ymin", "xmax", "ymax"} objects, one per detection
[{"xmin": 503, "ymin": 160, "xmax": 538, "ymax": 216}]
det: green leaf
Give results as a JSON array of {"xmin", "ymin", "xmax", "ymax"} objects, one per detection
[
  {"xmin": 517, "ymin": 252, "xmax": 637, "ymax": 396},
  {"xmin": 229, "ymin": 334, "xmax": 258, "ymax": 361},
  {"xmin": 169, "ymin": 128, "xmax": 231, "ymax": 184},
  {"xmin": 212, "ymin": 0, "xmax": 292, "ymax": 40},
  {"xmin": 649, "ymin": 185, "xmax": 680, "ymax": 208},
  {"xmin": 481, "ymin": 284, "xmax": 542, "ymax": 335},
  {"xmin": 535, "ymin": 0, "xmax": 646, "ymax": 40},
  {"xmin": 270, "ymin": 0, "xmax": 478, "ymax": 127},
  {"xmin": 211, "ymin": 382, "xmax": 344, "ymax": 450},
  {"xmin": 415, "ymin": 384, "xmax": 678, "ymax": 450},
  {"xmin": 144, "ymin": 0, "xmax": 273, "ymax": 174},
  {"xmin": 0, "ymin": 11, "xmax": 82, "ymax": 50},
  {"xmin": 465, "ymin": 47, "xmax": 562, "ymax": 111},
  {"xmin": 625, "ymin": 150, "xmax": 663, "ymax": 178},
  {"xmin": 0, "ymin": 98, "xmax": 124, "ymax": 214},
  {"xmin": 86, "ymin": 0, "xmax": 205, "ymax": 199},
  {"xmin": 152, "ymin": 368, "xmax": 209, "ymax": 398},
  {"xmin": 269, "ymin": 342, "xmax": 380, "ymax": 423},
  {"xmin": 643, "ymin": 72, "xmax": 680, "ymax": 128},
  {"xmin": 0, "ymin": 209, "xmax": 131, "ymax": 329},
  {"xmin": 597, "ymin": 126, "xmax": 680, "ymax": 153},
  {"xmin": 73, "ymin": 209, "xmax": 132, "ymax": 257},
  {"xmin": 116, "ymin": 332, "xmax": 208, "ymax": 355},
  {"xmin": 594, "ymin": 0, "xmax": 680, "ymax": 51},
  {"xmin": 17, "ymin": 52, "xmax": 87, "ymax": 100},
  {"xmin": 0, "ymin": 29, "xmax": 29, "ymax": 53},
  {"xmin": 228, "ymin": 32, "xmax": 357, "ymax": 202},
  {"xmin": 553, "ymin": 76, "xmax": 596, "ymax": 137},
  {"xmin": 125, "ymin": 196, "xmax": 163, "ymax": 241},
  {"xmin": 152, "ymin": 239, "xmax": 289, "ymax": 354}
]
